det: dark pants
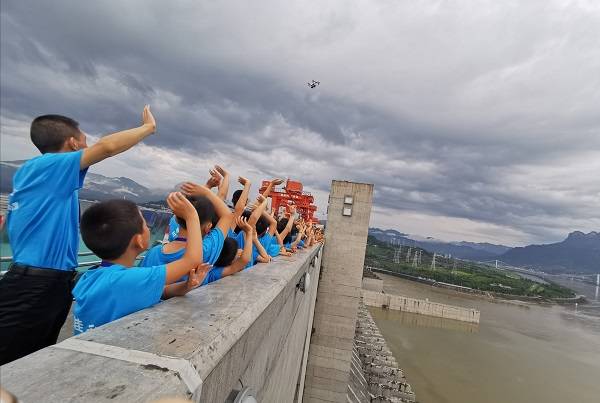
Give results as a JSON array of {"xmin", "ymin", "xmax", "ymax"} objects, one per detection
[{"xmin": 0, "ymin": 265, "xmax": 75, "ymax": 365}]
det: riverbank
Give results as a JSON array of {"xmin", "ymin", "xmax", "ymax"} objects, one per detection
[
  {"xmin": 370, "ymin": 267, "xmax": 585, "ymax": 305},
  {"xmin": 369, "ymin": 273, "xmax": 600, "ymax": 403}
]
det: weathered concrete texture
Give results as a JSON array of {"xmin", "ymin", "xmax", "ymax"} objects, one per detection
[
  {"xmin": 0, "ymin": 246, "xmax": 322, "ymax": 403},
  {"xmin": 362, "ymin": 289, "xmax": 480, "ymax": 324},
  {"xmin": 353, "ymin": 303, "xmax": 416, "ymax": 403},
  {"xmin": 305, "ymin": 180, "xmax": 373, "ymax": 403},
  {"xmin": 347, "ymin": 349, "xmax": 371, "ymax": 403},
  {"xmin": 0, "ymin": 345, "xmax": 189, "ymax": 402},
  {"xmin": 362, "ymin": 278, "xmax": 384, "ymax": 293}
]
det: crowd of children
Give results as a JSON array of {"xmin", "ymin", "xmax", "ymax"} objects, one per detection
[{"xmin": 0, "ymin": 107, "xmax": 323, "ymax": 365}]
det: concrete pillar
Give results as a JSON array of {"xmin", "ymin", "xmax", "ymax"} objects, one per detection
[{"xmin": 303, "ymin": 180, "xmax": 373, "ymax": 403}]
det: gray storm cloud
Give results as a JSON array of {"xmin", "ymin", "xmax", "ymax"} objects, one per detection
[{"xmin": 1, "ymin": 0, "xmax": 599, "ymax": 245}]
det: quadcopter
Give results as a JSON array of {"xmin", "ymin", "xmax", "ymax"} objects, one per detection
[{"xmin": 307, "ymin": 80, "xmax": 320, "ymax": 89}]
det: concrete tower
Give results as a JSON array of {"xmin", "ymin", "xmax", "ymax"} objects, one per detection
[{"xmin": 303, "ymin": 180, "xmax": 373, "ymax": 402}]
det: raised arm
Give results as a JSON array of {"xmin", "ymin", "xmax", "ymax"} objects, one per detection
[
  {"xmin": 180, "ymin": 182, "xmax": 233, "ymax": 235},
  {"xmin": 253, "ymin": 230, "xmax": 270, "ymax": 262},
  {"xmin": 231, "ymin": 176, "xmax": 251, "ymax": 231},
  {"xmin": 222, "ymin": 217, "xmax": 254, "ymax": 276},
  {"xmin": 263, "ymin": 210, "xmax": 278, "ymax": 236},
  {"xmin": 205, "ymin": 168, "xmax": 221, "ymax": 190},
  {"xmin": 248, "ymin": 194, "xmax": 267, "ymax": 228},
  {"xmin": 278, "ymin": 205, "xmax": 296, "ymax": 240},
  {"xmin": 163, "ymin": 192, "xmax": 203, "ymax": 284},
  {"xmin": 290, "ymin": 223, "xmax": 306, "ymax": 251},
  {"xmin": 80, "ymin": 105, "xmax": 156, "ymax": 169},
  {"xmin": 261, "ymin": 178, "xmax": 284, "ymax": 198},
  {"xmin": 215, "ymin": 165, "xmax": 230, "ymax": 201}
]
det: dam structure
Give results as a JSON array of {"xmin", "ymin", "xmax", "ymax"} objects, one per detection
[{"xmin": 1, "ymin": 180, "xmax": 419, "ymax": 403}]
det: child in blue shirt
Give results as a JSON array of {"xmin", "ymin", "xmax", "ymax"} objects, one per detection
[
  {"xmin": 230, "ymin": 194, "xmax": 270, "ymax": 267},
  {"xmin": 0, "ymin": 106, "xmax": 158, "ymax": 365},
  {"xmin": 72, "ymin": 193, "xmax": 207, "ymax": 335},
  {"xmin": 144, "ymin": 216, "xmax": 254, "ymax": 288},
  {"xmin": 144, "ymin": 180, "xmax": 233, "ymax": 268}
]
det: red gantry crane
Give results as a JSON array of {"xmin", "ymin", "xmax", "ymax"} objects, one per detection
[{"xmin": 259, "ymin": 179, "xmax": 319, "ymax": 223}]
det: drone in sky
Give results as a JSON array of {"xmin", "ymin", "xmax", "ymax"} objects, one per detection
[{"xmin": 307, "ymin": 80, "xmax": 320, "ymax": 89}]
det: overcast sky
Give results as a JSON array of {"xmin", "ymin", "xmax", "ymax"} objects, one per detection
[{"xmin": 1, "ymin": 0, "xmax": 599, "ymax": 246}]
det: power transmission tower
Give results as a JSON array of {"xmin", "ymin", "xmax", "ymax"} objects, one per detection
[
  {"xmin": 430, "ymin": 253, "xmax": 437, "ymax": 270},
  {"xmin": 412, "ymin": 251, "xmax": 418, "ymax": 267},
  {"xmin": 406, "ymin": 247, "xmax": 412, "ymax": 263},
  {"xmin": 393, "ymin": 248, "xmax": 401, "ymax": 264}
]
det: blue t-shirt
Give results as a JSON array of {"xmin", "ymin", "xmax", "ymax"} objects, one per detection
[
  {"xmin": 268, "ymin": 239, "xmax": 281, "ymax": 257},
  {"xmin": 167, "ymin": 215, "xmax": 180, "ymax": 241},
  {"xmin": 140, "ymin": 245, "xmax": 225, "ymax": 284},
  {"xmin": 72, "ymin": 263, "xmax": 166, "ymax": 334},
  {"xmin": 260, "ymin": 233, "xmax": 282, "ymax": 258},
  {"xmin": 202, "ymin": 267, "xmax": 224, "ymax": 285},
  {"xmin": 141, "ymin": 228, "xmax": 225, "ymax": 266},
  {"xmin": 231, "ymin": 230, "xmax": 256, "ymax": 268},
  {"xmin": 203, "ymin": 228, "xmax": 225, "ymax": 264},
  {"xmin": 7, "ymin": 151, "xmax": 87, "ymax": 270},
  {"xmin": 259, "ymin": 233, "xmax": 274, "ymax": 251}
]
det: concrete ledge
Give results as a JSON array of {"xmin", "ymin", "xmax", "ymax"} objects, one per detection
[{"xmin": 1, "ymin": 245, "xmax": 322, "ymax": 403}]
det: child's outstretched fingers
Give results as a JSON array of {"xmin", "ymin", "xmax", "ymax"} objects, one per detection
[
  {"xmin": 181, "ymin": 181, "xmax": 206, "ymax": 196},
  {"xmin": 196, "ymin": 263, "xmax": 211, "ymax": 284},
  {"xmin": 142, "ymin": 105, "xmax": 156, "ymax": 132},
  {"xmin": 168, "ymin": 192, "xmax": 194, "ymax": 218}
]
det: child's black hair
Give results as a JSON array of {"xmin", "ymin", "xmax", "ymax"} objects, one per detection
[
  {"xmin": 255, "ymin": 216, "xmax": 269, "ymax": 237},
  {"xmin": 81, "ymin": 199, "xmax": 143, "ymax": 260},
  {"xmin": 214, "ymin": 238, "xmax": 238, "ymax": 267},
  {"xmin": 234, "ymin": 210, "xmax": 252, "ymax": 234},
  {"xmin": 277, "ymin": 218, "xmax": 289, "ymax": 234},
  {"xmin": 30, "ymin": 114, "xmax": 81, "ymax": 153},
  {"xmin": 175, "ymin": 195, "xmax": 216, "ymax": 229},
  {"xmin": 231, "ymin": 189, "xmax": 243, "ymax": 207},
  {"xmin": 283, "ymin": 222, "xmax": 299, "ymax": 244}
]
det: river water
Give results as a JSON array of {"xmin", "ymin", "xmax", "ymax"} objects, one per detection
[{"xmin": 370, "ymin": 273, "xmax": 600, "ymax": 403}]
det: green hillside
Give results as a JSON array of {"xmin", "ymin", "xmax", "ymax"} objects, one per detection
[{"xmin": 365, "ymin": 236, "xmax": 575, "ymax": 299}]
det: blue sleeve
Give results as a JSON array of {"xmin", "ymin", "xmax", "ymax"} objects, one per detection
[
  {"xmin": 168, "ymin": 216, "xmax": 179, "ymax": 241},
  {"xmin": 234, "ymin": 231, "xmax": 245, "ymax": 249},
  {"xmin": 53, "ymin": 150, "xmax": 87, "ymax": 195},
  {"xmin": 260, "ymin": 234, "xmax": 274, "ymax": 253},
  {"xmin": 140, "ymin": 245, "xmax": 161, "ymax": 267},
  {"xmin": 203, "ymin": 228, "xmax": 224, "ymax": 265},
  {"xmin": 110, "ymin": 265, "xmax": 166, "ymax": 312},
  {"xmin": 227, "ymin": 228, "xmax": 237, "ymax": 238},
  {"xmin": 201, "ymin": 267, "xmax": 225, "ymax": 285}
]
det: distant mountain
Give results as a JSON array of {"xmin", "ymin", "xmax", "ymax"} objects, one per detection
[
  {"xmin": 368, "ymin": 227, "xmax": 508, "ymax": 261},
  {"xmin": 453, "ymin": 241, "xmax": 511, "ymax": 256},
  {"xmin": 1, "ymin": 160, "xmax": 165, "ymax": 203},
  {"xmin": 500, "ymin": 231, "xmax": 600, "ymax": 274}
]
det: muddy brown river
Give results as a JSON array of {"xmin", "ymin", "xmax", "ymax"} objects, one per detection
[{"xmin": 370, "ymin": 273, "xmax": 600, "ymax": 403}]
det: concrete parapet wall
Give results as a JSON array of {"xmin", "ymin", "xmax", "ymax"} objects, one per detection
[
  {"xmin": 1, "ymin": 245, "xmax": 322, "ymax": 403},
  {"xmin": 362, "ymin": 290, "xmax": 480, "ymax": 324}
]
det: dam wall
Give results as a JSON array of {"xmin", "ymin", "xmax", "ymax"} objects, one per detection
[
  {"xmin": 0, "ymin": 245, "xmax": 322, "ymax": 403},
  {"xmin": 362, "ymin": 289, "xmax": 480, "ymax": 324}
]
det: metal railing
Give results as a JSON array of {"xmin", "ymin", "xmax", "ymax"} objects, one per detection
[{"xmin": 0, "ymin": 241, "xmax": 163, "ymax": 273}]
